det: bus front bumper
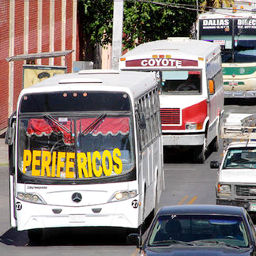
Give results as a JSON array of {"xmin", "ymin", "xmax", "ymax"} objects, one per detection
[
  {"xmin": 162, "ymin": 133, "xmax": 205, "ymax": 146},
  {"xmin": 16, "ymin": 197, "xmax": 140, "ymax": 231},
  {"xmin": 224, "ymin": 90, "xmax": 256, "ymax": 98}
]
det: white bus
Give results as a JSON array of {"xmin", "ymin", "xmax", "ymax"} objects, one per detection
[
  {"xmin": 5, "ymin": 70, "xmax": 164, "ymax": 242},
  {"xmin": 196, "ymin": 8, "xmax": 256, "ymax": 98},
  {"xmin": 120, "ymin": 38, "xmax": 224, "ymax": 163}
]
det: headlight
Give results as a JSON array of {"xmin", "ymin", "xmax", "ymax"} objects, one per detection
[
  {"xmin": 185, "ymin": 122, "xmax": 203, "ymax": 130},
  {"xmin": 17, "ymin": 192, "xmax": 46, "ymax": 204},
  {"xmin": 217, "ymin": 184, "xmax": 231, "ymax": 194},
  {"xmin": 110, "ymin": 190, "xmax": 137, "ymax": 202}
]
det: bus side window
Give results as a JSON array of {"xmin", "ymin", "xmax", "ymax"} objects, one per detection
[{"xmin": 136, "ymin": 100, "xmax": 146, "ymax": 150}]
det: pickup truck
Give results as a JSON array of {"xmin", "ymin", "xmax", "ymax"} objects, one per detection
[{"xmin": 211, "ymin": 113, "xmax": 256, "ymax": 220}]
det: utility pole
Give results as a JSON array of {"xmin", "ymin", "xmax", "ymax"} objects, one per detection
[{"xmin": 112, "ymin": 0, "xmax": 124, "ymax": 70}]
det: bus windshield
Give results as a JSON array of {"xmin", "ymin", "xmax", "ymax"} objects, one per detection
[
  {"xmin": 199, "ymin": 18, "xmax": 256, "ymax": 63},
  {"xmin": 161, "ymin": 70, "xmax": 201, "ymax": 94},
  {"xmin": 17, "ymin": 92, "xmax": 135, "ymax": 184}
]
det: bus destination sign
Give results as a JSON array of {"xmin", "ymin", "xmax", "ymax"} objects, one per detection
[
  {"xmin": 125, "ymin": 58, "xmax": 198, "ymax": 67},
  {"xmin": 200, "ymin": 18, "xmax": 256, "ymax": 35}
]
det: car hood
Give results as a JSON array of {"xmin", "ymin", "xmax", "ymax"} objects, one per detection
[
  {"xmin": 219, "ymin": 169, "xmax": 256, "ymax": 183},
  {"xmin": 144, "ymin": 246, "xmax": 251, "ymax": 256}
]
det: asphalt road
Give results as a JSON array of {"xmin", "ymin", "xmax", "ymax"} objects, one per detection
[{"xmin": 0, "ymin": 98, "xmax": 255, "ymax": 256}]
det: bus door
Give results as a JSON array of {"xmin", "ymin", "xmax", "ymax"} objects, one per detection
[{"xmin": 5, "ymin": 112, "xmax": 17, "ymax": 227}]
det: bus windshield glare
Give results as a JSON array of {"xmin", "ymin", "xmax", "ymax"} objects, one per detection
[
  {"xmin": 17, "ymin": 92, "xmax": 135, "ymax": 184},
  {"xmin": 161, "ymin": 70, "xmax": 201, "ymax": 94}
]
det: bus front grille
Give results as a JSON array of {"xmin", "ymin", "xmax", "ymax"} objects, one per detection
[{"xmin": 160, "ymin": 108, "xmax": 180, "ymax": 125}]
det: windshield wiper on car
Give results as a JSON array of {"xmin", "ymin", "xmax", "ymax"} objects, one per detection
[
  {"xmin": 151, "ymin": 240, "xmax": 195, "ymax": 247},
  {"xmin": 192, "ymin": 240, "xmax": 241, "ymax": 249}
]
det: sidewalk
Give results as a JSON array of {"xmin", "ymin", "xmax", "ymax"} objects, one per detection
[{"xmin": 0, "ymin": 138, "xmax": 8, "ymax": 166}]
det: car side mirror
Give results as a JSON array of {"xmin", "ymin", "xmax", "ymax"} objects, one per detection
[
  {"xmin": 210, "ymin": 161, "xmax": 219, "ymax": 169},
  {"xmin": 127, "ymin": 233, "xmax": 141, "ymax": 248}
]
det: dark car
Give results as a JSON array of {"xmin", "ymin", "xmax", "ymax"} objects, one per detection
[{"xmin": 129, "ymin": 204, "xmax": 256, "ymax": 256}]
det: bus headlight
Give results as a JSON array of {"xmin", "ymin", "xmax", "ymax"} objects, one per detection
[
  {"xmin": 110, "ymin": 190, "xmax": 137, "ymax": 202},
  {"xmin": 185, "ymin": 122, "xmax": 203, "ymax": 130},
  {"xmin": 217, "ymin": 184, "xmax": 231, "ymax": 195},
  {"xmin": 17, "ymin": 192, "xmax": 46, "ymax": 204}
]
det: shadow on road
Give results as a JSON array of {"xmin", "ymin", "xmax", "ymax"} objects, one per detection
[
  {"xmin": 0, "ymin": 228, "xmax": 28, "ymax": 246},
  {"xmin": 225, "ymin": 98, "xmax": 256, "ymax": 106},
  {"xmin": 0, "ymin": 227, "xmax": 132, "ymax": 246},
  {"xmin": 164, "ymin": 146, "xmax": 212, "ymax": 164}
]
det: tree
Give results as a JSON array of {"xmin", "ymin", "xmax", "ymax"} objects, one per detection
[
  {"xmin": 78, "ymin": 0, "xmax": 200, "ymax": 65},
  {"xmin": 201, "ymin": 0, "xmax": 234, "ymax": 11}
]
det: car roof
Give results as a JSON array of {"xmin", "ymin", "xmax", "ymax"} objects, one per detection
[{"xmin": 157, "ymin": 204, "xmax": 245, "ymax": 217}]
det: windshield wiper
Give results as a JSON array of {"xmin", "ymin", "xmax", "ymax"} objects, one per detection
[
  {"xmin": 193, "ymin": 240, "xmax": 241, "ymax": 249},
  {"xmin": 44, "ymin": 114, "xmax": 71, "ymax": 133},
  {"xmin": 81, "ymin": 114, "xmax": 106, "ymax": 135},
  {"xmin": 152, "ymin": 240, "xmax": 195, "ymax": 247}
]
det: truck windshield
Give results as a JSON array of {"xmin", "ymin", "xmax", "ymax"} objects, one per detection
[
  {"xmin": 161, "ymin": 70, "xmax": 201, "ymax": 95},
  {"xmin": 223, "ymin": 147, "xmax": 256, "ymax": 169}
]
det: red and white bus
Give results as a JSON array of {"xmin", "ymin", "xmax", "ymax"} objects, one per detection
[{"xmin": 120, "ymin": 38, "xmax": 224, "ymax": 163}]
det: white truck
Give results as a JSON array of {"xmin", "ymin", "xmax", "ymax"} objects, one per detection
[{"xmin": 211, "ymin": 113, "xmax": 256, "ymax": 219}]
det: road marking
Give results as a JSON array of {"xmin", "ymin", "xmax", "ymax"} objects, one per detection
[
  {"xmin": 187, "ymin": 196, "xmax": 198, "ymax": 204},
  {"xmin": 178, "ymin": 195, "xmax": 189, "ymax": 205}
]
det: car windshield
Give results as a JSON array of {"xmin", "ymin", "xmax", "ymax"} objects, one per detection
[
  {"xmin": 148, "ymin": 215, "xmax": 249, "ymax": 248},
  {"xmin": 161, "ymin": 70, "xmax": 201, "ymax": 95},
  {"xmin": 223, "ymin": 148, "xmax": 256, "ymax": 169}
]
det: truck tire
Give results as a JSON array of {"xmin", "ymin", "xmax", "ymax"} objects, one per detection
[{"xmin": 195, "ymin": 137, "xmax": 207, "ymax": 163}]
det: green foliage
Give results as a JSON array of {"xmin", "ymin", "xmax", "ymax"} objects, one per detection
[{"xmin": 78, "ymin": 0, "xmax": 200, "ymax": 51}]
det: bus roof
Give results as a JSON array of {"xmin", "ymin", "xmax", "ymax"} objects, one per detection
[
  {"xmin": 121, "ymin": 38, "xmax": 220, "ymax": 62},
  {"xmin": 19, "ymin": 70, "xmax": 158, "ymax": 100},
  {"xmin": 198, "ymin": 8, "xmax": 256, "ymax": 19}
]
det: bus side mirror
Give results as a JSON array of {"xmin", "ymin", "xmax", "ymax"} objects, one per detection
[
  {"xmin": 5, "ymin": 112, "xmax": 16, "ymax": 146},
  {"xmin": 5, "ymin": 126, "xmax": 15, "ymax": 146},
  {"xmin": 210, "ymin": 161, "xmax": 219, "ymax": 169},
  {"xmin": 208, "ymin": 80, "xmax": 215, "ymax": 95}
]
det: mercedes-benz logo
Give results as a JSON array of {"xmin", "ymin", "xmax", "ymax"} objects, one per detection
[{"xmin": 72, "ymin": 192, "xmax": 82, "ymax": 203}]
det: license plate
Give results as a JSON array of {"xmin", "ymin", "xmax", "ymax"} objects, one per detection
[
  {"xmin": 69, "ymin": 214, "xmax": 85, "ymax": 223},
  {"xmin": 249, "ymin": 203, "xmax": 256, "ymax": 211}
]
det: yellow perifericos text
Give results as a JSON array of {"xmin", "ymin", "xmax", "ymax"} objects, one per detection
[{"xmin": 22, "ymin": 148, "xmax": 123, "ymax": 178}]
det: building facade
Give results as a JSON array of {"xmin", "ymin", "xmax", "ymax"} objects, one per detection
[{"xmin": 0, "ymin": 0, "xmax": 79, "ymax": 134}]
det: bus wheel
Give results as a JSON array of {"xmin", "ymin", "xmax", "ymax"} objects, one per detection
[{"xmin": 28, "ymin": 228, "xmax": 45, "ymax": 245}]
